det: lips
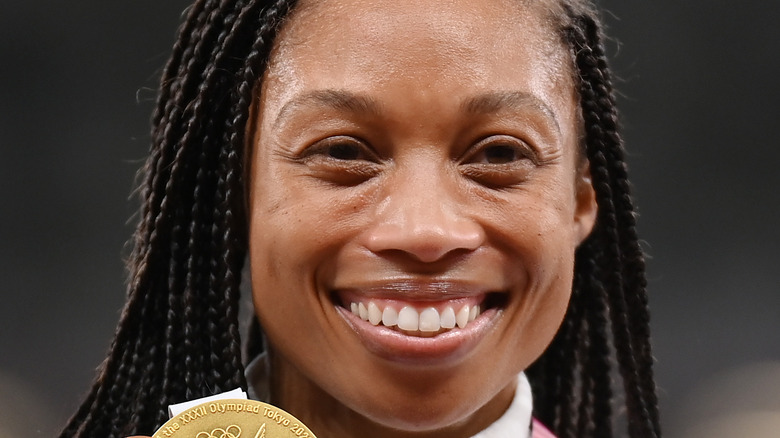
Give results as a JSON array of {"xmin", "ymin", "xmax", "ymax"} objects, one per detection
[{"xmin": 332, "ymin": 282, "xmax": 505, "ymax": 365}]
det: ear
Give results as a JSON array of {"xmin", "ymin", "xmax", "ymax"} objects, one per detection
[{"xmin": 573, "ymin": 160, "xmax": 598, "ymax": 244}]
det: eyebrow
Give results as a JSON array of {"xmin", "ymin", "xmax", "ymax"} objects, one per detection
[
  {"xmin": 273, "ymin": 89, "xmax": 382, "ymax": 128},
  {"xmin": 273, "ymin": 89, "xmax": 560, "ymax": 134},
  {"xmin": 461, "ymin": 91, "xmax": 561, "ymax": 134}
]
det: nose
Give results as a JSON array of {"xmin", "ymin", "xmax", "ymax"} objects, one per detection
[{"xmin": 364, "ymin": 169, "xmax": 485, "ymax": 264}]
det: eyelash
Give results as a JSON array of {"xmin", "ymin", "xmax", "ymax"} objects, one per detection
[
  {"xmin": 459, "ymin": 135, "xmax": 538, "ymax": 187},
  {"xmin": 300, "ymin": 136, "xmax": 379, "ymax": 163},
  {"xmin": 297, "ymin": 136, "xmax": 382, "ymax": 185},
  {"xmin": 297, "ymin": 134, "xmax": 539, "ymax": 187},
  {"xmin": 462, "ymin": 135, "xmax": 538, "ymax": 166}
]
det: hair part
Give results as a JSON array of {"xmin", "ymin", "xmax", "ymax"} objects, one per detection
[{"xmin": 61, "ymin": 1, "xmax": 660, "ymax": 437}]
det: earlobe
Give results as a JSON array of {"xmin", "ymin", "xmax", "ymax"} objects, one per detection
[{"xmin": 574, "ymin": 162, "xmax": 598, "ymax": 244}]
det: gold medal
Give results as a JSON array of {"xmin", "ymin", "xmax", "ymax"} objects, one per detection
[{"xmin": 152, "ymin": 399, "xmax": 317, "ymax": 438}]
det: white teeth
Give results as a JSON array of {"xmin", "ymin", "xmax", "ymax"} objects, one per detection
[
  {"xmin": 469, "ymin": 305, "xmax": 478, "ymax": 322},
  {"xmin": 381, "ymin": 306, "xmax": 398, "ymax": 327},
  {"xmin": 348, "ymin": 301, "xmax": 482, "ymax": 334},
  {"xmin": 456, "ymin": 305, "xmax": 470, "ymax": 329},
  {"xmin": 419, "ymin": 308, "xmax": 440, "ymax": 332},
  {"xmin": 368, "ymin": 302, "xmax": 382, "ymax": 325},
  {"xmin": 397, "ymin": 306, "xmax": 419, "ymax": 331},
  {"xmin": 440, "ymin": 306, "xmax": 456, "ymax": 329}
]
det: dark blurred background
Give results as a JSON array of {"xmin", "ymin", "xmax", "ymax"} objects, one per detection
[{"xmin": 1, "ymin": 1, "xmax": 778, "ymax": 437}]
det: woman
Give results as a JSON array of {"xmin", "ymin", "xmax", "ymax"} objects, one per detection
[{"xmin": 61, "ymin": 0, "xmax": 661, "ymax": 437}]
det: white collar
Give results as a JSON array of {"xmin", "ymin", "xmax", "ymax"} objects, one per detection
[{"xmin": 245, "ymin": 354, "xmax": 532, "ymax": 438}]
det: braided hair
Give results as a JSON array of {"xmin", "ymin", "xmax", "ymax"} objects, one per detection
[{"xmin": 60, "ymin": 1, "xmax": 660, "ymax": 437}]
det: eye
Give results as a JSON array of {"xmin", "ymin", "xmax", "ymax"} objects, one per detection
[
  {"xmin": 297, "ymin": 135, "xmax": 382, "ymax": 185},
  {"xmin": 460, "ymin": 135, "xmax": 538, "ymax": 187},
  {"xmin": 326, "ymin": 143, "xmax": 362, "ymax": 160},
  {"xmin": 463, "ymin": 135, "xmax": 537, "ymax": 165},
  {"xmin": 303, "ymin": 136, "xmax": 377, "ymax": 162},
  {"xmin": 472, "ymin": 144, "xmax": 523, "ymax": 164}
]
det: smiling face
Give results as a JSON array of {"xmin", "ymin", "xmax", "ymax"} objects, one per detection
[{"xmin": 247, "ymin": 0, "xmax": 596, "ymax": 436}]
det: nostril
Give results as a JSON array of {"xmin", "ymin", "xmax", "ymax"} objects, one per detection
[
  {"xmin": 368, "ymin": 238, "xmax": 474, "ymax": 264},
  {"xmin": 401, "ymin": 237, "xmax": 466, "ymax": 264},
  {"xmin": 364, "ymin": 219, "xmax": 485, "ymax": 264}
]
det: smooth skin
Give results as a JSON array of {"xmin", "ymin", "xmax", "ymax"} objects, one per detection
[{"xmin": 242, "ymin": 0, "xmax": 598, "ymax": 437}]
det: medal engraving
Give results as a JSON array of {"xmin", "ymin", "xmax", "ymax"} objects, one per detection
[{"xmin": 152, "ymin": 399, "xmax": 317, "ymax": 438}]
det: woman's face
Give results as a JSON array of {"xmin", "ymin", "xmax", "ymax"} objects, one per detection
[{"xmin": 248, "ymin": 0, "xmax": 596, "ymax": 435}]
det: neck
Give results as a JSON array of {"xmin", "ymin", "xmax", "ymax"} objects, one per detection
[{"xmin": 265, "ymin": 349, "xmax": 517, "ymax": 438}]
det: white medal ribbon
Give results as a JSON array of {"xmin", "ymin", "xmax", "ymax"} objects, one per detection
[{"xmin": 167, "ymin": 387, "xmax": 248, "ymax": 417}]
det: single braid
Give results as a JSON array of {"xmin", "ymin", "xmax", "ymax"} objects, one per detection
[
  {"xmin": 246, "ymin": 317, "xmax": 265, "ymax": 359},
  {"xmin": 576, "ymin": 312, "xmax": 595, "ymax": 436},
  {"xmin": 181, "ymin": 138, "xmax": 216, "ymax": 400},
  {"xmin": 123, "ymin": 286, "xmax": 165, "ymax": 433},
  {"xmin": 557, "ymin": 282, "xmax": 586, "ymax": 436},
  {"xmin": 583, "ymin": 248, "xmax": 614, "ymax": 438}
]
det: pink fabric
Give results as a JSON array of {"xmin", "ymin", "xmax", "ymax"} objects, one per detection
[{"xmin": 531, "ymin": 418, "xmax": 557, "ymax": 438}]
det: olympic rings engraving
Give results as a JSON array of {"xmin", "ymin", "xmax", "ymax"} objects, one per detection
[{"xmin": 196, "ymin": 425, "xmax": 241, "ymax": 438}]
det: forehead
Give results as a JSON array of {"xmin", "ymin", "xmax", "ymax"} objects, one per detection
[
  {"xmin": 260, "ymin": 0, "xmax": 577, "ymax": 134},
  {"xmin": 281, "ymin": 0, "xmax": 560, "ymax": 49},
  {"xmin": 269, "ymin": 0, "xmax": 570, "ymax": 80}
]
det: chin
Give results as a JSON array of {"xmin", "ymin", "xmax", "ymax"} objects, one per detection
[
  {"xmin": 357, "ymin": 400, "xmax": 476, "ymax": 433},
  {"xmin": 333, "ymin": 370, "xmax": 511, "ymax": 436}
]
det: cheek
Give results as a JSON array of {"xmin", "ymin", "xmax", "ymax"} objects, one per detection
[
  {"xmin": 247, "ymin": 168, "xmax": 365, "ymax": 314},
  {"xmin": 248, "ymin": 197, "xmax": 341, "ymax": 368},
  {"xmin": 248, "ymin": 167, "xmax": 314, "ymax": 330},
  {"xmin": 526, "ymin": 250, "xmax": 574, "ymax": 327},
  {"xmin": 505, "ymin": 249, "xmax": 574, "ymax": 371},
  {"xmin": 496, "ymin": 192, "xmax": 577, "ymax": 276},
  {"xmin": 493, "ymin": 195, "xmax": 577, "ymax": 366},
  {"xmin": 251, "ymin": 196, "xmax": 359, "ymax": 268}
]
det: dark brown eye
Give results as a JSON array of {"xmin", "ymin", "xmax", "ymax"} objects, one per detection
[
  {"xmin": 460, "ymin": 135, "xmax": 538, "ymax": 188},
  {"xmin": 465, "ymin": 135, "xmax": 536, "ymax": 166},
  {"xmin": 303, "ymin": 136, "xmax": 376, "ymax": 162},
  {"xmin": 479, "ymin": 144, "xmax": 520, "ymax": 164},
  {"xmin": 297, "ymin": 136, "xmax": 382, "ymax": 186},
  {"xmin": 326, "ymin": 142, "xmax": 363, "ymax": 160}
]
